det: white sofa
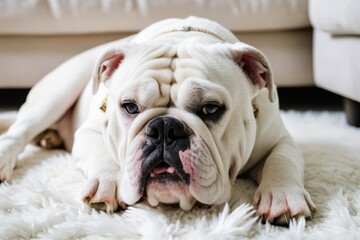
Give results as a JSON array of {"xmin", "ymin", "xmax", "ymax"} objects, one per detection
[
  {"xmin": 0, "ymin": 0, "xmax": 313, "ymax": 88},
  {"xmin": 309, "ymin": 0, "xmax": 360, "ymax": 126}
]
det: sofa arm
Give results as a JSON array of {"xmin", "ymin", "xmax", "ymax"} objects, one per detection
[{"xmin": 309, "ymin": 0, "xmax": 360, "ymax": 35}]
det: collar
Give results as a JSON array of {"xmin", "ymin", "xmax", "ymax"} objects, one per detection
[{"xmin": 155, "ymin": 25, "xmax": 226, "ymax": 42}]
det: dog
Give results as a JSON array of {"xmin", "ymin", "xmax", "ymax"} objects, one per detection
[{"xmin": 0, "ymin": 17, "xmax": 316, "ymax": 225}]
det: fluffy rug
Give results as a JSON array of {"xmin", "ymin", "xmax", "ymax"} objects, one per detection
[{"xmin": 1, "ymin": 110, "xmax": 360, "ymax": 239}]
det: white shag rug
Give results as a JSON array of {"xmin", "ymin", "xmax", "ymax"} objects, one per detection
[{"xmin": 1, "ymin": 110, "xmax": 360, "ymax": 239}]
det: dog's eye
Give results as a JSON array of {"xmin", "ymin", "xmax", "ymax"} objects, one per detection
[
  {"xmin": 202, "ymin": 104, "xmax": 220, "ymax": 115},
  {"xmin": 122, "ymin": 102, "xmax": 140, "ymax": 114},
  {"xmin": 197, "ymin": 101, "xmax": 225, "ymax": 123}
]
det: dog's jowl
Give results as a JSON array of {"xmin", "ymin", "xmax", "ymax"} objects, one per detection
[{"xmin": 0, "ymin": 16, "xmax": 316, "ymax": 225}]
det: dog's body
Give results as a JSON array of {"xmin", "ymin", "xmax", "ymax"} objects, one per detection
[{"xmin": 0, "ymin": 17, "xmax": 315, "ymax": 225}]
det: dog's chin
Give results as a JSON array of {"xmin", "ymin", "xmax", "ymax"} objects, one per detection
[
  {"xmin": 139, "ymin": 154, "xmax": 197, "ymax": 210},
  {"xmin": 142, "ymin": 163, "xmax": 196, "ymax": 210},
  {"xmin": 145, "ymin": 178, "xmax": 197, "ymax": 211}
]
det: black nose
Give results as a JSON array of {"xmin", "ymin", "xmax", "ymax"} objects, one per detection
[{"xmin": 146, "ymin": 116, "xmax": 189, "ymax": 143}]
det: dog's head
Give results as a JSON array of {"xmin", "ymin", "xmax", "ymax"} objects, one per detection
[{"xmin": 92, "ymin": 40, "xmax": 274, "ymax": 210}]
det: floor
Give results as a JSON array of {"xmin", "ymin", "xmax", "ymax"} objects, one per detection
[{"xmin": 0, "ymin": 87, "xmax": 344, "ymax": 112}]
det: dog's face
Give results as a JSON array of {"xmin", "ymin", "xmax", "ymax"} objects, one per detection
[{"xmin": 92, "ymin": 41, "xmax": 273, "ymax": 210}]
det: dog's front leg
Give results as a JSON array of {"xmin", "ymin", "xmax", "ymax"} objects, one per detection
[
  {"xmin": 73, "ymin": 127, "xmax": 125, "ymax": 213},
  {"xmin": 248, "ymin": 136, "xmax": 317, "ymax": 225}
]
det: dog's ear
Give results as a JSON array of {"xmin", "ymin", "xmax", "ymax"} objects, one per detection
[
  {"xmin": 92, "ymin": 48, "xmax": 127, "ymax": 94},
  {"xmin": 230, "ymin": 43, "xmax": 275, "ymax": 102}
]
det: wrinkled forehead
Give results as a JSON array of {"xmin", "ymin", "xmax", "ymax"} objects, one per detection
[{"xmin": 110, "ymin": 43, "xmax": 233, "ymax": 107}]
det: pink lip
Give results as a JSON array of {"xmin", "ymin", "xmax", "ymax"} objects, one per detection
[{"xmin": 150, "ymin": 165, "xmax": 177, "ymax": 177}]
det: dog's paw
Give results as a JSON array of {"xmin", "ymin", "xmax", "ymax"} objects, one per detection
[
  {"xmin": 253, "ymin": 186, "xmax": 317, "ymax": 226},
  {"xmin": 0, "ymin": 136, "xmax": 20, "ymax": 182},
  {"xmin": 81, "ymin": 174, "xmax": 127, "ymax": 213}
]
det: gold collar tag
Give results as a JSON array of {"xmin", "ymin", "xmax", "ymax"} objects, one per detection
[
  {"xmin": 100, "ymin": 96, "xmax": 108, "ymax": 113},
  {"xmin": 252, "ymin": 103, "xmax": 259, "ymax": 119}
]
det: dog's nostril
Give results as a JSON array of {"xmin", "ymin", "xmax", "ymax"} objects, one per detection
[
  {"xmin": 166, "ymin": 128, "xmax": 187, "ymax": 142},
  {"xmin": 146, "ymin": 126, "xmax": 160, "ymax": 139},
  {"xmin": 167, "ymin": 129, "xmax": 175, "ymax": 141}
]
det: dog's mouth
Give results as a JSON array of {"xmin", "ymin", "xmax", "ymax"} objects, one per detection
[
  {"xmin": 142, "ymin": 160, "xmax": 190, "ymax": 187},
  {"xmin": 149, "ymin": 161, "xmax": 180, "ymax": 180},
  {"xmin": 137, "ymin": 156, "xmax": 193, "ymax": 208},
  {"xmin": 138, "ymin": 159, "xmax": 197, "ymax": 210}
]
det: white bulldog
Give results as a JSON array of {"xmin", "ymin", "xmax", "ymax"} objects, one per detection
[{"xmin": 0, "ymin": 17, "xmax": 316, "ymax": 225}]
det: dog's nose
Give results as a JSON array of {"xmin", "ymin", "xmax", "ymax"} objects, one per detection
[{"xmin": 146, "ymin": 116, "xmax": 189, "ymax": 143}]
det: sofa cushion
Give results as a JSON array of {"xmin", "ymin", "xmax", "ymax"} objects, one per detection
[
  {"xmin": 0, "ymin": 0, "xmax": 310, "ymax": 35},
  {"xmin": 309, "ymin": 0, "xmax": 360, "ymax": 35}
]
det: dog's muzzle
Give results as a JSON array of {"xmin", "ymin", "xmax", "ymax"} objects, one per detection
[{"xmin": 138, "ymin": 116, "xmax": 192, "ymax": 195}]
